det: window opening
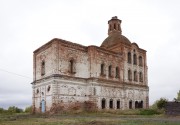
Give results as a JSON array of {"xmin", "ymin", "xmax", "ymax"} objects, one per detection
[
  {"xmin": 114, "ymin": 23, "xmax": 116, "ymax": 30},
  {"xmin": 134, "ymin": 71, "xmax": 137, "ymax": 81},
  {"xmin": 102, "ymin": 98, "xmax": 106, "ymax": 109},
  {"xmin": 129, "ymin": 100, "xmax": 132, "ymax": 109},
  {"xmin": 128, "ymin": 52, "xmax": 131, "ymax": 63},
  {"xmin": 117, "ymin": 100, "xmax": 120, "ymax": 109},
  {"xmin": 133, "ymin": 54, "xmax": 137, "ymax": 65},
  {"xmin": 109, "ymin": 99, "xmax": 113, "ymax": 109},
  {"xmin": 101, "ymin": 63, "xmax": 105, "ymax": 75},
  {"xmin": 108, "ymin": 65, "xmax": 112, "ymax": 77},
  {"xmin": 115, "ymin": 67, "xmax": 119, "ymax": 78},
  {"xmin": 139, "ymin": 72, "xmax": 143, "ymax": 82},
  {"xmin": 128, "ymin": 70, "xmax": 132, "ymax": 81},
  {"xmin": 139, "ymin": 56, "xmax": 143, "ymax": 66},
  {"xmin": 41, "ymin": 61, "xmax": 45, "ymax": 76}
]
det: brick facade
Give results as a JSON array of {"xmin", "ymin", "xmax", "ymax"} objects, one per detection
[{"xmin": 32, "ymin": 16, "xmax": 149, "ymax": 113}]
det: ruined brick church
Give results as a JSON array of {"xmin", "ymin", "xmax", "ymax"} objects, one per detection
[{"xmin": 32, "ymin": 16, "xmax": 149, "ymax": 113}]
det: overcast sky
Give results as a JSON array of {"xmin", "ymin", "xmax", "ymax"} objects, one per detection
[{"xmin": 0, "ymin": 0, "xmax": 180, "ymax": 109}]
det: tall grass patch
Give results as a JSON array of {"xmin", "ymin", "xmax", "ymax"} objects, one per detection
[{"xmin": 139, "ymin": 109, "xmax": 162, "ymax": 115}]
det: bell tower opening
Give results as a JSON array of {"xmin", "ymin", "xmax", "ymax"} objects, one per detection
[{"xmin": 108, "ymin": 16, "xmax": 122, "ymax": 35}]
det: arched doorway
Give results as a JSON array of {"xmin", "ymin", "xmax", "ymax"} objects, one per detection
[
  {"xmin": 109, "ymin": 99, "xmax": 113, "ymax": 109},
  {"xmin": 129, "ymin": 100, "xmax": 132, "ymax": 109},
  {"xmin": 41, "ymin": 100, "xmax": 45, "ymax": 113},
  {"xmin": 101, "ymin": 98, "xmax": 106, "ymax": 109}
]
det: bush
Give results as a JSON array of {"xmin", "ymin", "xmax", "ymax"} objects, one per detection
[
  {"xmin": 156, "ymin": 98, "xmax": 168, "ymax": 109},
  {"xmin": 151, "ymin": 98, "xmax": 168, "ymax": 110},
  {"xmin": 0, "ymin": 107, "xmax": 5, "ymax": 113},
  {"xmin": 139, "ymin": 109, "xmax": 161, "ymax": 115},
  {"xmin": 8, "ymin": 106, "xmax": 23, "ymax": 113},
  {"xmin": 25, "ymin": 106, "xmax": 32, "ymax": 113}
]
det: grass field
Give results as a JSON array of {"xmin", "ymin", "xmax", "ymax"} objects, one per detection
[{"xmin": 0, "ymin": 111, "xmax": 180, "ymax": 125}]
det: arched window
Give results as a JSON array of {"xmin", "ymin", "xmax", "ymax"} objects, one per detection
[
  {"xmin": 47, "ymin": 85, "xmax": 51, "ymax": 92},
  {"xmin": 101, "ymin": 63, "xmax": 105, "ymax": 76},
  {"xmin": 101, "ymin": 98, "xmax": 106, "ymax": 109},
  {"xmin": 133, "ymin": 54, "xmax": 137, "ymax": 65},
  {"xmin": 118, "ymin": 24, "xmax": 120, "ymax": 30},
  {"xmin": 109, "ymin": 99, "xmax": 113, "ymax": 109},
  {"xmin": 139, "ymin": 56, "xmax": 143, "ymax": 66},
  {"xmin": 135, "ymin": 101, "xmax": 139, "ymax": 109},
  {"xmin": 114, "ymin": 23, "xmax": 116, "ymax": 30},
  {"xmin": 128, "ymin": 69, "xmax": 132, "ymax": 81},
  {"xmin": 69, "ymin": 59, "xmax": 76, "ymax": 74},
  {"xmin": 41, "ymin": 61, "xmax": 45, "ymax": 76},
  {"xmin": 139, "ymin": 72, "xmax": 143, "ymax": 82},
  {"xmin": 128, "ymin": 52, "xmax": 131, "ymax": 63},
  {"xmin": 139, "ymin": 101, "xmax": 143, "ymax": 108},
  {"xmin": 129, "ymin": 100, "xmax": 132, "ymax": 109},
  {"xmin": 36, "ymin": 89, "xmax": 39, "ymax": 94},
  {"xmin": 93, "ymin": 87, "xmax": 96, "ymax": 95},
  {"xmin": 108, "ymin": 65, "xmax": 112, "ymax": 77},
  {"xmin": 115, "ymin": 67, "xmax": 119, "ymax": 78},
  {"xmin": 135, "ymin": 100, "xmax": 143, "ymax": 109},
  {"xmin": 134, "ymin": 71, "xmax": 137, "ymax": 81},
  {"xmin": 117, "ymin": 100, "xmax": 120, "ymax": 109},
  {"xmin": 109, "ymin": 24, "xmax": 112, "ymax": 31}
]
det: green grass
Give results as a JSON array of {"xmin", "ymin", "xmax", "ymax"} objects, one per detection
[{"xmin": 0, "ymin": 111, "xmax": 180, "ymax": 125}]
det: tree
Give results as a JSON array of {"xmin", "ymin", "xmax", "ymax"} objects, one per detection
[
  {"xmin": 25, "ymin": 106, "xmax": 32, "ymax": 113},
  {"xmin": 0, "ymin": 107, "xmax": 4, "ymax": 113},
  {"xmin": 8, "ymin": 106, "xmax": 23, "ymax": 113},
  {"xmin": 177, "ymin": 90, "xmax": 180, "ymax": 101},
  {"xmin": 151, "ymin": 98, "xmax": 168, "ymax": 110},
  {"xmin": 173, "ymin": 90, "xmax": 180, "ymax": 102},
  {"xmin": 156, "ymin": 98, "xmax": 168, "ymax": 109}
]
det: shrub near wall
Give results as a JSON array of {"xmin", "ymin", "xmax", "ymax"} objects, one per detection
[{"xmin": 139, "ymin": 109, "xmax": 161, "ymax": 115}]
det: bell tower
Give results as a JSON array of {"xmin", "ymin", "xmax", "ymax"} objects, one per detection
[{"xmin": 108, "ymin": 16, "xmax": 122, "ymax": 35}]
